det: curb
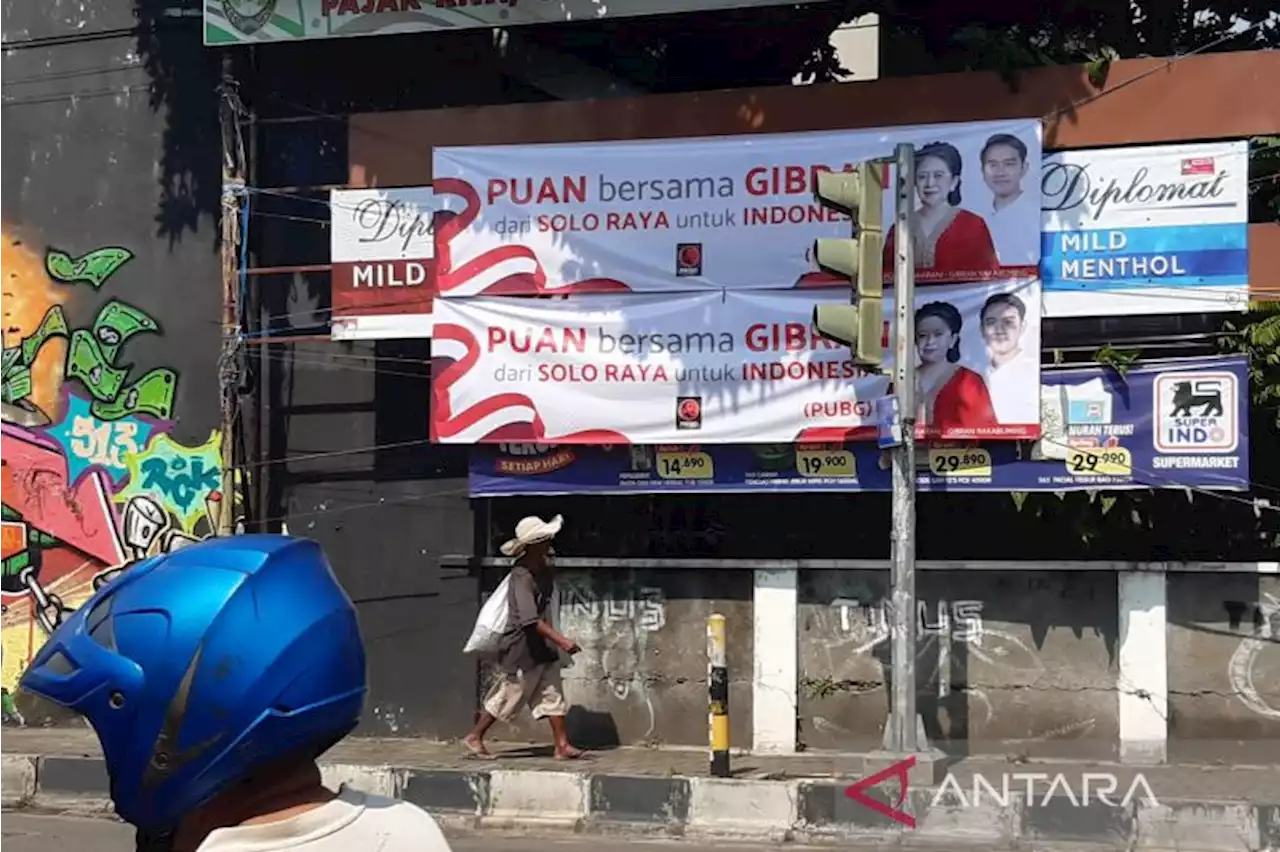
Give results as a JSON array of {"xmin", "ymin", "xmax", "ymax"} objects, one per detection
[{"xmin": 4, "ymin": 754, "xmax": 1279, "ymax": 850}]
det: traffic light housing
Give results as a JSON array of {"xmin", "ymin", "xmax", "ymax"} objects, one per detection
[{"xmin": 811, "ymin": 163, "xmax": 885, "ymax": 366}]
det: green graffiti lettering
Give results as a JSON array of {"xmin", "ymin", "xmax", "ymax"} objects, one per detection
[{"xmin": 139, "ymin": 455, "xmax": 220, "ymax": 512}]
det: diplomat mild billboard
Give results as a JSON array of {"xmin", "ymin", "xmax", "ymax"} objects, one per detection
[{"xmin": 1040, "ymin": 140, "xmax": 1249, "ymax": 317}]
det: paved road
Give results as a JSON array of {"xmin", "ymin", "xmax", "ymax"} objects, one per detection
[{"xmin": 2, "ymin": 813, "xmax": 875, "ymax": 852}]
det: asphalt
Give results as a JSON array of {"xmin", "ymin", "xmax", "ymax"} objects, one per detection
[
  {"xmin": 4, "ymin": 727, "xmax": 1277, "ymax": 801},
  {"xmin": 0, "ymin": 813, "xmax": 887, "ymax": 852}
]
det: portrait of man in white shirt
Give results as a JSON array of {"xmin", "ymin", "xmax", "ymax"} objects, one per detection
[
  {"xmin": 980, "ymin": 292, "xmax": 1038, "ymax": 424},
  {"xmin": 980, "ymin": 133, "xmax": 1035, "ymax": 264}
]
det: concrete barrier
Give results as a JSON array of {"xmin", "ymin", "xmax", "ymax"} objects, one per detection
[{"xmin": 3, "ymin": 752, "xmax": 1277, "ymax": 850}]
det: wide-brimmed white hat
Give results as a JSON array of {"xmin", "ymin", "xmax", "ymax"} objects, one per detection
[{"xmin": 500, "ymin": 514, "xmax": 564, "ymax": 557}]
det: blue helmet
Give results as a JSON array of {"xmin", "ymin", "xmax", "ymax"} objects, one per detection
[{"xmin": 19, "ymin": 534, "xmax": 366, "ymax": 830}]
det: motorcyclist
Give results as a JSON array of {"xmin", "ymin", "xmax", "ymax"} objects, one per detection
[{"xmin": 19, "ymin": 534, "xmax": 454, "ymax": 852}]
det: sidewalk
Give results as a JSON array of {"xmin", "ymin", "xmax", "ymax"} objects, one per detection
[{"xmin": 5, "ymin": 728, "xmax": 1280, "ymax": 850}]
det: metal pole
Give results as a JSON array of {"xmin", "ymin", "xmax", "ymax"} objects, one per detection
[
  {"xmin": 889, "ymin": 142, "xmax": 918, "ymax": 753},
  {"xmin": 707, "ymin": 613, "xmax": 730, "ymax": 777},
  {"xmin": 216, "ymin": 52, "xmax": 245, "ymax": 537}
]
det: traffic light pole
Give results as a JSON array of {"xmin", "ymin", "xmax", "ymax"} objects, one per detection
[{"xmin": 888, "ymin": 142, "xmax": 920, "ymax": 753}]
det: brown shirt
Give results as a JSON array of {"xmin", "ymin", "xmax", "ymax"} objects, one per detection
[{"xmin": 496, "ymin": 565, "xmax": 559, "ymax": 674}]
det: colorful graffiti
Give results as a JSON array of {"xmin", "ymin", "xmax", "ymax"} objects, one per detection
[{"xmin": 1, "ymin": 232, "xmax": 239, "ymax": 707}]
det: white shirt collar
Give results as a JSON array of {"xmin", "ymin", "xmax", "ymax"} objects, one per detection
[
  {"xmin": 198, "ymin": 787, "xmax": 366, "ymax": 851},
  {"xmin": 990, "ymin": 190, "xmax": 1031, "ymax": 216}
]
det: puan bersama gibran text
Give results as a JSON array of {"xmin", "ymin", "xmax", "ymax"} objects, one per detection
[{"xmin": 482, "ymin": 163, "xmax": 875, "ymax": 235}]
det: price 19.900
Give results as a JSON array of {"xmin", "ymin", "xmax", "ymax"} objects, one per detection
[{"xmin": 800, "ymin": 455, "xmax": 846, "ymax": 474}]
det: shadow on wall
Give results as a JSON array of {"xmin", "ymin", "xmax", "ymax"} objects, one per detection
[
  {"xmin": 798, "ymin": 570, "xmax": 1121, "ymax": 760},
  {"xmin": 134, "ymin": 0, "xmax": 223, "ymax": 246},
  {"xmin": 1167, "ymin": 573, "xmax": 1280, "ymax": 764}
]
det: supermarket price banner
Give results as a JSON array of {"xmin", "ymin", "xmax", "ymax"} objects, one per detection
[
  {"xmin": 429, "ymin": 278, "xmax": 1041, "ymax": 445},
  {"xmin": 468, "ymin": 356, "xmax": 1249, "ymax": 496},
  {"xmin": 1040, "ymin": 141, "xmax": 1248, "ymax": 317},
  {"xmin": 329, "ymin": 187, "xmax": 443, "ymax": 341},
  {"xmin": 430, "ymin": 119, "xmax": 1041, "ymax": 296}
]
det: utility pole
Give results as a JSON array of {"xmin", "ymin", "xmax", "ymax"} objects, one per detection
[
  {"xmin": 216, "ymin": 51, "xmax": 246, "ymax": 537},
  {"xmin": 888, "ymin": 142, "xmax": 921, "ymax": 754}
]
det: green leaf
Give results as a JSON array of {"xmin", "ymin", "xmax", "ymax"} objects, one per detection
[{"xmin": 1094, "ymin": 344, "xmax": 1140, "ymax": 376}]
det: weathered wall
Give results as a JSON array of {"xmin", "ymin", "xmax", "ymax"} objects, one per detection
[
  {"xmin": 1168, "ymin": 573, "xmax": 1280, "ymax": 761},
  {"xmin": 798, "ymin": 570, "xmax": 1120, "ymax": 757},
  {"xmin": 479, "ymin": 566, "xmax": 753, "ymax": 748},
  {"xmin": 1, "ymin": 4, "xmax": 226, "ymax": 719}
]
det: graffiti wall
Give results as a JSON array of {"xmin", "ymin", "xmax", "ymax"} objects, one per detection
[
  {"xmin": 1167, "ymin": 574, "xmax": 1280, "ymax": 763},
  {"xmin": 476, "ymin": 566, "xmax": 754, "ymax": 747},
  {"xmin": 798, "ymin": 570, "xmax": 1120, "ymax": 755},
  {"xmin": 1, "ymin": 234, "xmax": 235, "ymax": 718}
]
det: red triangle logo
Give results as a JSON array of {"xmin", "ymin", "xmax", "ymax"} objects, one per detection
[{"xmin": 844, "ymin": 755, "xmax": 916, "ymax": 828}]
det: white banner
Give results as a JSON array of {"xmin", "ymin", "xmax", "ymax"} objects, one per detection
[
  {"xmin": 1040, "ymin": 141, "xmax": 1248, "ymax": 317},
  {"xmin": 431, "ymin": 119, "xmax": 1042, "ymax": 297},
  {"xmin": 206, "ymin": 0, "xmax": 828, "ymax": 45},
  {"xmin": 430, "ymin": 280, "xmax": 1041, "ymax": 444}
]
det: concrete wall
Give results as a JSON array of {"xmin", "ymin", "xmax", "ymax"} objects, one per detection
[
  {"xmin": 461, "ymin": 560, "xmax": 1280, "ymax": 765},
  {"xmin": 797, "ymin": 570, "xmax": 1119, "ymax": 756},
  {"xmin": 1168, "ymin": 573, "xmax": 1280, "ymax": 763},
  {"xmin": 1, "ymin": 1, "xmax": 224, "ymax": 716}
]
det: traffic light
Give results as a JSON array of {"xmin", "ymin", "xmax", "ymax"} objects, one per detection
[{"xmin": 811, "ymin": 162, "xmax": 885, "ymax": 366}]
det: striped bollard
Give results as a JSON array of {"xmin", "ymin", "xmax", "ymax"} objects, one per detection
[{"xmin": 707, "ymin": 612, "xmax": 730, "ymax": 777}]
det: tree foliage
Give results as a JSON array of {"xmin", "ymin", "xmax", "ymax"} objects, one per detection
[{"xmin": 526, "ymin": 0, "xmax": 1278, "ymax": 92}]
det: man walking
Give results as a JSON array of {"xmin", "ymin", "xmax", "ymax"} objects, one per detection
[{"xmin": 464, "ymin": 514, "xmax": 586, "ymax": 760}]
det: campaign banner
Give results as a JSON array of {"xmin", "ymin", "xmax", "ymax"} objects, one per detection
[
  {"xmin": 430, "ymin": 119, "xmax": 1041, "ymax": 296},
  {"xmin": 205, "ymin": 0, "xmax": 828, "ymax": 45},
  {"xmin": 1040, "ymin": 141, "xmax": 1249, "ymax": 317},
  {"xmin": 468, "ymin": 356, "xmax": 1249, "ymax": 496},
  {"xmin": 329, "ymin": 188, "xmax": 441, "ymax": 341},
  {"xmin": 430, "ymin": 279, "xmax": 1042, "ymax": 445}
]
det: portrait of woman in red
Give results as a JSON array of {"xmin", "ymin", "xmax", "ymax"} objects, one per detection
[
  {"xmin": 914, "ymin": 301, "xmax": 998, "ymax": 432},
  {"xmin": 882, "ymin": 141, "xmax": 1000, "ymax": 278}
]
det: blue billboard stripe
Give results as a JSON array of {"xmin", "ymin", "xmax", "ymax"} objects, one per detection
[
  {"xmin": 1041, "ymin": 248, "xmax": 1248, "ymax": 289},
  {"xmin": 1040, "ymin": 223, "xmax": 1247, "ymax": 256},
  {"xmin": 1043, "ymin": 274, "xmax": 1248, "ymax": 294}
]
